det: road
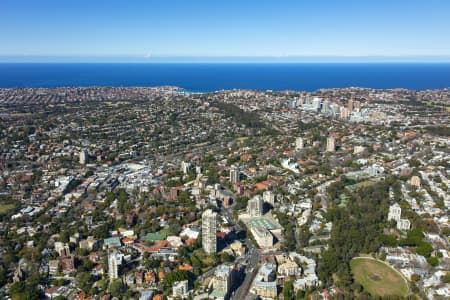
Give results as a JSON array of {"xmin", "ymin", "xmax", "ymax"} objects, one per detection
[
  {"xmin": 197, "ymin": 265, "xmax": 219, "ymax": 283},
  {"xmin": 219, "ymin": 205, "xmax": 260, "ymax": 300},
  {"xmin": 193, "ymin": 192, "xmax": 261, "ymax": 299},
  {"xmin": 232, "ymin": 247, "xmax": 259, "ymax": 300}
]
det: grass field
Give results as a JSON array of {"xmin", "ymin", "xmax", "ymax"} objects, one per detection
[
  {"xmin": 351, "ymin": 257, "xmax": 408, "ymax": 298},
  {"xmin": 0, "ymin": 203, "xmax": 16, "ymax": 215}
]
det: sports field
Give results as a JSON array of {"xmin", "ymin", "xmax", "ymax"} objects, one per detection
[
  {"xmin": 246, "ymin": 217, "xmax": 279, "ymax": 230},
  {"xmin": 351, "ymin": 257, "xmax": 408, "ymax": 298},
  {"xmin": 0, "ymin": 203, "xmax": 15, "ymax": 215}
]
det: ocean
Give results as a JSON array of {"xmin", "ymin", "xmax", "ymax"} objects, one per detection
[{"xmin": 0, "ymin": 63, "xmax": 450, "ymax": 92}]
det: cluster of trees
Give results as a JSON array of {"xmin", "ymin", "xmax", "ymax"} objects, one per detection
[
  {"xmin": 320, "ymin": 175, "xmax": 439, "ymax": 295},
  {"xmin": 234, "ymin": 196, "xmax": 249, "ymax": 211},
  {"xmin": 426, "ymin": 125, "xmax": 450, "ymax": 137},
  {"xmin": 116, "ymin": 189, "xmax": 132, "ymax": 214},
  {"xmin": 318, "ymin": 180, "xmax": 392, "ymax": 290},
  {"xmin": 164, "ymin": 269, "xmax": 190, "ymax": 287},
  {"xmin": 282, "ymin": 281, "xmax": 315, "ymax": 300},
  {"xmin": 109, "ymin": 279, "xmax": 137, "ymax": 299},
  {"xmin": 384, "ymin": 229, "xmax": 436, "ymax": 266},
  {"xmin": 276, "ymin": 212, "xmax": 297, "ymax": 251},
  {"xmin": 211, "ymin": 101, "xmax": 265, "ymax": 128},
  {"xmin": 8, "ymin": 280, "xmax": 42, "ymax": 300}
]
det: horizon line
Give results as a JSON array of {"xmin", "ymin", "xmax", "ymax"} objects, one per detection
[{"xmin": 2, "ymin": 54, "xmax": 450, "ymax": 63}]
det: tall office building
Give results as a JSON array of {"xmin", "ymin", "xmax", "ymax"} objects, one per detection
[
  {"xmin": 287, "ymin": 99, "xmax": 297, "ymax": 109},
  {"xmin": 305, "ymin": 96, "xmax": 312, "ymax": 106},
  {"xmin": 247, "ymin": 195, "xmax": 263, "ymax": 217},
  {"xmin": 209, "ymin": 264, "xmax": 233, "ymax": 298},
  {"xmin": 79, "ymin": 150, "xmax": 88, "ymax": 164},
  {"xmin": 202, "ymin": 209, "xmax": 217, "ymax": 254},
  {"xmin": 312, "ymin": 97, "xmax": 321, "ymax": 111},
  {"xmin": 331, "ymin": 103, "xmax": 341, "ymax": 116},
  {"xmin": 195, "ymin": 166, "xmax": 202, "ymax": 174},
  {"xmin": 172, "ymin": 280, "xmax": 189, "ymax": 298},
  {"xmin": 263, "ymin": 190, "xmax": 276, "ymax": 206},
  {"xmin": 340, "ymin": 107, "xmax": 350, "ymax": 120},
  {"xmin": 108, "ymin": 250, "xmax": 119, "ymax": 281},
  {"xmin": 347, "ymin": 99, "xmax": 354, "ymax": 112},
  {"xmin": 229, "ymin": 166, "xmax": 240, "ymax": 184},
  {"xmin": 295, "ymin": 137, "xmax": 304, "ymax": 150},
  {"xmin": 181, "ymin": 161, "xmax": 191, "ymax": 174},
  {"xmin": 322, "ymin": 100, "xmax": 330, "ymax": 113},
  {"xmin": 326, "ymin": 136, "xmax": 335, "ymax": 152}
]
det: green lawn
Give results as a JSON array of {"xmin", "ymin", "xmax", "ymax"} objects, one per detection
[
  {"xmin": 0, "ymin": 203, "xmax": 16, "ymax": 215},
  {"xmin": 351, "ymin": 257, "xmax": 408, "ymax": 298}
]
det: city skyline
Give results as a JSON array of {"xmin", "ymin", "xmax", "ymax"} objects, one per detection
[
  {"xmin": 1, "ymin": 1, "xmax": 449, "ymax": 299},
  {"xmin": 1, "ymin": 0, "xmax": 450, "ymax": 62}
]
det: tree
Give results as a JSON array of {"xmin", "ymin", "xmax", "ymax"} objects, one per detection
[
  {"xmin": 77, "ymin": 272, "xmax": 94, "ymax": 292},
  {"xmin": 441, "ymin": 272, "xmax": 450, "ymax": 283},
  {"xmin": 0, "ymin": 265, "xmax": 6, "ymax": 287},
  {"xmin": 298, "ymin": 226, "xmax": 311, "ymax": 248},
  {"xmin": 105, "ymin": 191, "xmax": 115, "ymax": 203},
  {"xmin": 411, "ymin": 274, "xmax": 420, "ymax": 282},
  {"xmin": 164, "ymin": 270, "xmax": 189, "ymax": 287},
  {"xmin": 318, "ymin": 180, "xmax": 392, "ymax": 289},
  {"xmin": 76, "ymin": 247, "xmax": 90, "ymax": 257},
  {"xmin": 282, "ymin": 221, "xmax": 296, "ymax": 251},
  {"xmin": 220, "ymin": 252, "xmax": 234, "ymax": 263},
  {"xmin": 336, "ymin": 263, "xmax": 353, "ymax": 289},
  {"xmin": 144, "ymin": 257, "xmax": 162, "ymax": 269},
  {"xmin": 93, "ymin": 222, "xmax": 112, "ymax": 239},
  {"xmin": 51, "ymin": 278, "xmax": 65, "ymax": 286},
  {"xmin": 190, "ymin": 254, "xmax": 203, "ymax": 271},
  {"xmin": 168, "ymin": 222, "xmax": 181, "ymax": 236},
  {"xmin": 380, "ymin": 234, "xmax": 398, "ymax": 247},
  {"xmin": 109, "ymin": 279, "xmax": 125, "ymax": 298},
  {"xmin": 10, "ymin": 281, "xmax": 41, "ymax": 300},
  {"xmin": 117, "ymin": 189, "xmax": 131, "ymax": 213},
  {"xmin": 9, "ymin": 282, "xmax": 25, "ymax": 296},
  {"xmin": 427, "ymin": 256, "xmax": 439, "ymax": 267},
  {"xmin": 303, "ymin": 288, "xmax": 311, "ymax": 300},
  {"xmin": 409, "ymin": 159, "xmax": 421, "ymax": 168},
  {"xmin": 416, "ymin": 242, "xmax": 433, "ymax": 257},
  {"xmin": 283, "ymin": 279, "xmax": 294, "ymax": 299}
]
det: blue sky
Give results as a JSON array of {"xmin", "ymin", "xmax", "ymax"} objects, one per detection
[{"xmin": 1, "ymin": 0, "xmax": 450, "ymax": 61}]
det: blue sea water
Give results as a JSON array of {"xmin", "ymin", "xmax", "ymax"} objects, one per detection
[{"xmin": 0, "ymin": 63, "xmax": 450, "ymax": 92}]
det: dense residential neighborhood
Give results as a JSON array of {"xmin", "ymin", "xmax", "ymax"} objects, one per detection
[{"xmin": 0, "ymin": 86, "xmax": 449, "ymax": 300}]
